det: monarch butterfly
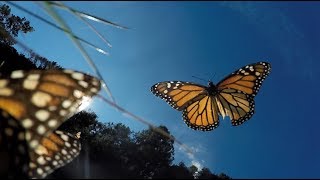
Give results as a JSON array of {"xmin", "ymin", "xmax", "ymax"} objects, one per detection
[
  {"xmin": 0, "ymin": 69, "xmax": 101, "ymax": 150},
  {"xmin": 151, "ymin": 62, "xmax": 271, "ymax": 131},
  {"xmin": 0, "ymin": 69, "xmax": 101, "ymax": 178},
  {"xmin": 0, "ymin": 109, "xmax": 81, "ymax": 178},
  {"xmin": 28, "ymin": 130, "xmax": 81, "ymax": 179}
]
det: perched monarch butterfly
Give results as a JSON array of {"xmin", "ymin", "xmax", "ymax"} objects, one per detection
[
  {"xmin": 151, "ymin": 62, "xmax": 271, "ymax": 131},
  {"xmin": 0, "ymin": 109, "xmax": 81, "ymax": 179},
  {"xmin": 0, "ymin": 69, "xmax": 101, "ymax": 178}
]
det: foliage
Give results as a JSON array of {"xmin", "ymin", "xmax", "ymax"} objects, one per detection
[
  {"xmin": 0, "ymin": 4, "xmax": 34, "ymax": 46},
  {"xmin": 48, "ymin": 111, "xmax": 230, "ymax": 179}
]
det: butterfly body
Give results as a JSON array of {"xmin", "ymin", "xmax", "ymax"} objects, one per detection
[{"xmin": 151, "ymin": 62, "xmax": 271, "ymax": 131}]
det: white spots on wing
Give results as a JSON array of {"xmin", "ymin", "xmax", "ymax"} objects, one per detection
[
  {"xmin": 44, "ymin": 166, "xmax": 51, "ymax": 171},
  {"xmin": 31, "ymin": 91, "xmax": 52, "ymax": 107},
  {"xmin": 0, "ymin": 79, "xmax": 8, "ymax": 87},
  {"xmin": 71, "ymin": 72, "xmax": 84, "ymax": 80},
  {"xmin": 73, "ymin": 90, "xmax": 83, "ymax": 98},
  {"xmin": 65, "ymin": 142, "xmax": 71, "ymax": 148},
  {"xmin": 255, "ymin": 72, "xmax": 261, "ymax": 76},
  {"xmin": 63, "ymin": 69, "xmax": 74, "ymax": 74},
  {"xmin": 22, "ymin": 118, "xmax": 33, "ymax": 129},
  {"xmin": 0, "ymin": 88, "xmax": 13, "ymax": 96},
  {"xmin": 52, "ymin": 160, "xmax": 58, "ymax": 166},
  {"xmin": 35, "ymin": 110, "xmax": 50, "ymax": 122},
  {"xmin": 59, "ymin": 109, "xmax": 68, "ymax": 116},
  {"xmin": 37, "ymin": 156, "xmax": 46, "ymax": 165},
  {"xmin": 92, "ymin": 80, "xmax": 99, "ymax": 86},
  {"xmin": 25, "ymin": 132, "xmax": 31, "ymax": 141},
  {"xmin": 27, "ymin": 74, "xmax": 40, "ymax": 80},
  {"xmin": 49, "ymin": 106, "xmax": 57, "ymax": 111},
  {"xmin": 30, "ymin": 140, "xmax": 39, "ymax": 149},
  {"xmin": 78, "ymin": 80, "xmax": 88, "ymax": 88},
  {"xmin": 167, "ymin": 83, "xmax": 171, "ymax": 88},
  {"xmin": 37, "ymin": 168, "xmax": 43, "ymax": 175},
  {"xmin": 37, "ymin": 125, "xmax": 46, "ymax": 135},
  {"xmin": 60, "ymin": 134, "xmax": 69, "ymax": 142},
  {"xmin": 62, "ymin": 100, "xmax": 72, "ymax": 108},
  {"xmin": 163, "ymin": 90, "xmax": 168, "ymax": 94},
  {"xmin": 48, "ymin": 119, "xmax": 57, "ymax": 128},
  {"xmin": 11, "ymin": 70, "xmax": 24, "ymax": 79},
  {"xmin": 23, "ymin": 79, "xmax": 38, "ymax": 90},
  {"xmin": 90, "ymin": 87, "xmax": 98, "ymax": 93},
  {"xmin": 61, "ymin": 149, "xmax": 67, "ymax": 155}
]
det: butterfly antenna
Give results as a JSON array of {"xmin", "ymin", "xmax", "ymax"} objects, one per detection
[{"xmin": 191, "ymin": 75, "xmax": 207, "ymax": 83}]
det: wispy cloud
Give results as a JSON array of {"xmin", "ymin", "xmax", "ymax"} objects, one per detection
[
  {"xmin": 219, "ymin": 2, "xmax": 315, "ymax": 80},
  {"xmin": 176, "ymin": 143, "xmax": 207, "ymax": 170}
]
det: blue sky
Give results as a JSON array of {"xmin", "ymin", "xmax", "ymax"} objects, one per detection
[{"xmin": 6, "ymin": 1, "xmax": 320, "ymax": 178}]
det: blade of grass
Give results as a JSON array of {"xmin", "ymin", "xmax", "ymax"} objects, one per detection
[
  {"xmin": 40, "ymin": 1, "xmax": 116, "ymax": 103},
  {"xmin": 52, "ymin": 1, "xmax": 112, "ymax": 48},
  {"xmin": 6, "ymin": 1, "xmax": 109, "ymax": 55},
  {"xmin": 96, "ymin": 94, "xmax": 194, "ymax": 155},
  {"xmin": 48, "ymin": 1, "xmax": 129, "ymax": 30}
]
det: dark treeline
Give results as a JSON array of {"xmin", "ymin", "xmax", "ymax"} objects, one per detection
[
  {"xmin": 49, "ymin": 111, "xmax": 231, "ymax": 179},
  {"xmin": 0, "ymin": 3, "xmax": 231, "ymax": 179}
]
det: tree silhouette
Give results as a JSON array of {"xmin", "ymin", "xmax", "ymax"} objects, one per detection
[
  {"xmin": 0, "ymin": 4, "xmax": 34, "ymax": 46},
  {"xmin": 47, "ymin": 111, "xmax": 230, "ymax": 179}
]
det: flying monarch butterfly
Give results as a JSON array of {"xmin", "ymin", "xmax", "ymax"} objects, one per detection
[
  {"xmin": 28, "ymin": 130, "xmax": 81, "ymax": 179},
  {"xmin": 0, "ymin": 69, "xmax": 101, "ymax": 178},
  {"xmin": 0, "ymin": 69, "xmax": 101, "ymax": 150},
  {"xmin": 0, "ymin": 109, "xmax": 81, "ymax": 179},
  {"xmin": 151, "ymin": 62, "xmax": 271, "ymax": 131}
]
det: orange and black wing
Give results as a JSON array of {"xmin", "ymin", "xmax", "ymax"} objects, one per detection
[
  {"xmin": 0, "ymin": 69, "xmax": 101, "ymax": 150},
  {"xmin": 28, "ymin": 130, "xmax": 81, "ymax": 179},
  {"xmin": 151, "ymin": 81, "xmax": 221, "ymax": 131},
  {"xmin": 151, "ymin": 81, "xmax": 207, "ymax": 111},
  {"xmin": 215, "ymin": 62, "xmax": 271, "ymax": 126},
  {"xmin": 182, "ymin": 95, "xmax": 220, "ymax": 131}
]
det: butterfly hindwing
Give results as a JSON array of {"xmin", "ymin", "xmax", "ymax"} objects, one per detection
[
  {"xmin": 182, "ymin": 95, "xmax": 219, "ymax": 131},
  {"xmin": 151, "ymin": 81, "xmax": 207, "ymax": 111},
  {"xmin": 0, "ymin": 69, "xmax": 101, "ymax": 150},
  {"xmin": 0, "ymin": 109, "xmax": 29, "ymax": 178},
  {"xmin": 215, "ymin": 89, "xmax": 255, "ymax": 126},
  {"xmin": 28, "ymin": 130, "xmax": 81, "ymax": 179}
]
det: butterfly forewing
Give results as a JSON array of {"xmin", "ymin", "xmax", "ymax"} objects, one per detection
[
  {"xmin": 151, "ymin": 81, "xmax": 206, "ymax": 111},
  {"xmin": 0, "ymin": 69, "xmax": 101, "ymax": 150},
  {"xmin": 217, "ymin": 62, "xmax": 271, "ymax": 96},
  {"xmin": 28, "ymin": 130, "xmax": 81, "ymax": 179}
]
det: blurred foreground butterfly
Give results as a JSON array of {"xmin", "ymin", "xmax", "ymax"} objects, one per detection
[
  {"xmin": 151, "ymin": 62, "xmax": 271, "ymax": 131},
  {"xmin": 0, "ymin": 69, "xmax": 101, "ymax": 178},
  {"xmin": 0, "ymin": 109, "xmax": 81, "ymax": 178}
]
